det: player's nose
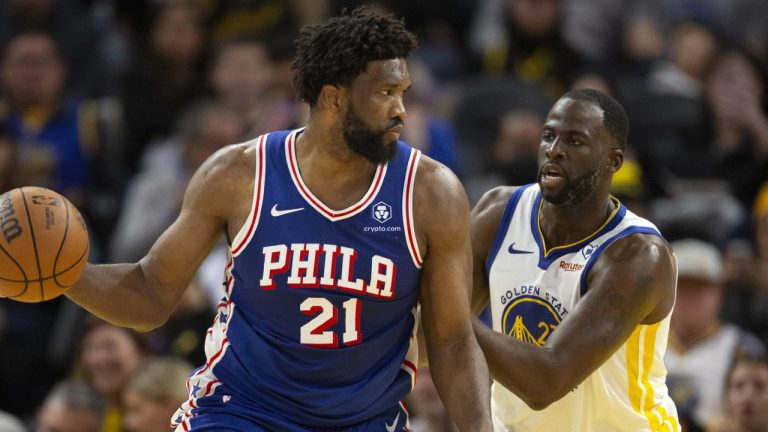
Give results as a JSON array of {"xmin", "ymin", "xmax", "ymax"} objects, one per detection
[
  {"xmin": 390, "ymin": 95, "xmax": 406, "ymax": 120},
  {"xmin": 544, "ymin": 137, "xmax": 565, "ymax": 159}
]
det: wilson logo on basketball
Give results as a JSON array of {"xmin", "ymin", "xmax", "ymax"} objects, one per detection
[{"xmin": 0, "ymin": 194, "xmax": 22, "ymax": 243}]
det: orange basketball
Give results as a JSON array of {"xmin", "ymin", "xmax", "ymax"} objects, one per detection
[{"xmin": 0, "ymin": 186, "xmax": 89, "ymax": 302}]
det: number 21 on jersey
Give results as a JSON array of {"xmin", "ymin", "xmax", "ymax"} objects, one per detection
[{"xmin": 300, "ymin": 297, "xmax": 361, "ymax": 348}]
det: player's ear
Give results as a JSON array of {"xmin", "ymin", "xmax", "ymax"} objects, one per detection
[
  {"xmin": 606, "ymin": 148, "xmax": 624, "ymax": 174},
  {"xmin": 318, "ymin": 85, "xmax": 345, "ymax": 113}
]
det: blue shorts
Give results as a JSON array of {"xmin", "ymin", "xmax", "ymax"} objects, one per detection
[{"xmin": 172, "ymin": 397, "xmax": 410, "ymax": 432}]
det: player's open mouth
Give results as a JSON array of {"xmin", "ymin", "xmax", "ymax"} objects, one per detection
[{"xmin": 540, "ymin": 164, "xmax": 564, "ymax": 183}]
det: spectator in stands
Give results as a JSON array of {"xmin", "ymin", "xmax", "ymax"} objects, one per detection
[
  {"xmin": 464, "ymin": 107, "xmax": 542, "ymax": 204},
  {"xmin": 0, "ymin": 0, "xmax": 104, "ymax": 96},
  {"xmin": 714, "ymin": 355, "xmax": 768, "ymax": 432},
  {"xmin": 469, "ymin": 0, "xmax": 585, "ymax": 99},
  {"xmin": 0, "ymin": 31, "xmax": 91, "ymax": 204},
  {"xmin": 35, "ymin": 380, "xmax": 104, "ymax": 432},
  {"xmin": 123, "ymin": 357, "xmax": 193, "ymax": 432},
  {"xmin": 208, "ymin": 36, "xmax": 302, "ymax": 140},
  {"xmin": 110, "ymin": 100, "xmax": 244, "ymax": 263},
  {"xmin": 120, "ymin": 0, "xmax": 208, "ymax": 174},
  {"xmin": 704, "ymin": 48, "xmax": 768, "ymax": 209},
  {"xmin": 0, "ymin": 30, "xmax": 124, "ymax": 249},
  {"xmin": 719, "ymin": 185, "xmax": 768, "ymax": 349},
  {"xmin": 74, "ymin": 317, "xmax": 149, "ymax": 432},
  {"xmin": 665, "ymin": 239, "xmax": 766, "ymax": 431}
]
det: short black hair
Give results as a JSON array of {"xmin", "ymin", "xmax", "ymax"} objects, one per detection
[
  {"xmin": 291, "ymin": 8, "xmax": 417, "ymax": 107},
  {"xmin": 561, "ymin": 89, "xmax": 629, "ymax": 150}
]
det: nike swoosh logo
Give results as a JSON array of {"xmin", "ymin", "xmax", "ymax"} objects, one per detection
[
  {"xmin": 385, "ymin": 412, "xmax": 400, "ymax": 432},
  {"xmin": 508, "ymin": 242, "xmax": 533, "ymax": 254},
  {"xmin": 270, "ymin": 204, "xmax": 305, "ymax": 217}
]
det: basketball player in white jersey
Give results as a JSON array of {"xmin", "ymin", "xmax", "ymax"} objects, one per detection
[{"xmin": 471, "ymin": 89, "xmax": 680, "ymax": 431}]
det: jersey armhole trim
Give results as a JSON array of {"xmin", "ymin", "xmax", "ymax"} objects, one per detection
[
  {"xmin": 403, "ymin": 149, "xmax": 422, "ymax": 267},
  {"xmin": 486, "ymin": 185, "xmax": 532, "ymax": 275},
  {"xmin": 231, "ymin": 133, "xmax": 267, "ymax": 256},
  {"xmin": 579, "ymin": 226, "xmax": 662, "ymax": 296}
]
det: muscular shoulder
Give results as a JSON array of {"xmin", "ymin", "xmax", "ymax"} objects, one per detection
[
  {"xmin": 473, "ymin": 186, "xmax": 519, "ymax": 222},
  {"xmin": 600, "ymin": 233, "xmax": 673, "ymax": 265},
  {"xmin": 590, "ymin": 233, "xmax": 677, "ymax": 323},
  {"xmin": 413, "ymin": 156, "xmax": 467, "ymax": 214},
  {"xmin": 411, "ymin": 156, "xmax": 470, "ymax": 254},
  {"xmin": 183, "ymin": 142, "xmax": 256, "ymax": 222}
]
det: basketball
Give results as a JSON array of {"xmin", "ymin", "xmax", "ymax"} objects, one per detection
[{"xmin": 0, "ymin": 186, "xmax": 89, "ymax": 302}]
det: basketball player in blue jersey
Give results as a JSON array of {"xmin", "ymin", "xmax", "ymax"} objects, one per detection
[
  {"xmin": 471, "ymin": 89, "xmax": 680, "ymax": 431},
  {"xmin": 63, "ymin": 8, "xmax": 492, "ymax": 432}
]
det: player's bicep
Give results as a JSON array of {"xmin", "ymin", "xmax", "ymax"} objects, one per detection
[
  {"xmin": 416, "ymin": 166, "xmax": 473, "ymax": 344},
  {"xmin": 543, "ymin": 235, "xmax": 675, "ymax": 385}
]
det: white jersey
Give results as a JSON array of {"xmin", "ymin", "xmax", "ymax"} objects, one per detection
[{"xmin": 487, "ymin": 184, "xmax": 679, "ymax": 432}]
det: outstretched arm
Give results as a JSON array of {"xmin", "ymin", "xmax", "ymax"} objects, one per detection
[
  {"xmin": 66, "ymin": 144, "xmax": 253, "ymax": 331},
  {"xmin": 416, "ymin": 157, "xmax": 492, "ymax": 431},
  {"xmin": 472, "ymin": 219, "xmax": 677, "ymax": 409}
]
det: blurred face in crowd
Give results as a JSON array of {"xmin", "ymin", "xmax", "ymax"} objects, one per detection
[
  {"xmin": 183, "ymin": 108, "xmax": 244, "ymax": 172},
  {"xmin": 668, "ymin": 22, "xmax": 718, "ymax": 81},
  {"xmin": 506, "ymin": 0, "xmax": 560, "ymax": 39},
  {"xmin": 151, "ymin": 3, "xmax": 204, "ymax": 66},
  {"xmin": 210, "ymin": 42, "xmax": 274, "ymax": 109},
  {"xmin": 727, "ymin": 360, "xmax": 768, "ymax": 432},
  {"xmin": 37, "ymin": 400, "xmax": 101, "ymax": 432},
  {"xmin": 494, "ymin": 111, "xmax": 544, "ymax": 164},
  {"xmin": 706, "ymin": 51, "xmax": 763, "ymax": 123},
  {"xmin": 123, "ymin": 390, "xmax": 179, "ymax": 432},
  {"xmin": 80, "ymin": 324, "xmax": 145, "ymax": 400},
  {"xmin": 0, "ymin": 33, "xmax": 64, "ymax": 107},
  {"xmin": 670, "ymin": 276, "xmax": 722, "ymax": 342}
]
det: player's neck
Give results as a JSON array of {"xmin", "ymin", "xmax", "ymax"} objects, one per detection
[
  {"xmin": 294, "ymin": 125, "xmax": 379, "ymax": 210},
  {"xmin": 539, "ymin": 194, "xmax": 616, "ymax": 247}
]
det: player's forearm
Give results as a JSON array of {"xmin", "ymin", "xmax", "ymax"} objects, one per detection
[
  {"xmin": 428, "ymin": 330, "xmax": 493, "ymax": 431},
  {"xmin": 472, "ymin": 317, "xmax": 567, "ymax": 410},
  {"xmin": 66, "ymin": 262, "xmax": 177, "ymax": 331}
]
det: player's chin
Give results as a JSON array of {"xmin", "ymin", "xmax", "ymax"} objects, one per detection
[{"xmin": 539, "ymin": 182, "xmax": 567, "ymax": 204}]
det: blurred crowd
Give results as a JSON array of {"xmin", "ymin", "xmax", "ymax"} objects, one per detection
[{"xmin": 1, "ymin": 0, "xmax": 768, "ymax": 431}]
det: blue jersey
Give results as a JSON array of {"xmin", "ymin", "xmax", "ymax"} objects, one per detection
[{"xmin": 173, "ymin": 129, "xmax": 423, "ymax": 428}]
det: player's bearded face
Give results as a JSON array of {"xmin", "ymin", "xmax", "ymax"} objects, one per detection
[
  {"xmin": 538, "ymin": 159, "xmax": 605, "ymax": 207},
  {"xmin": 342, "ymin": 102, "xmax": 398, "ymax": 164}
]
